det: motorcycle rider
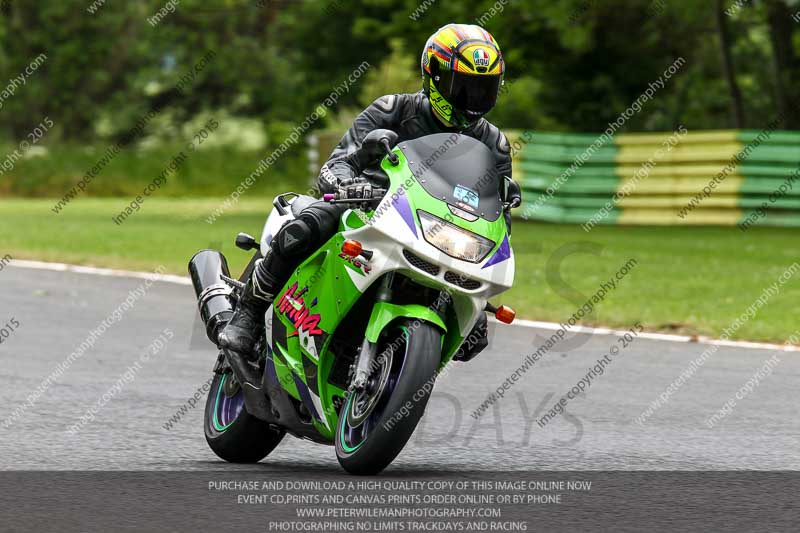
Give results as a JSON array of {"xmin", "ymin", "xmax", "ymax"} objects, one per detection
[{"xmin": 219, "ymin": 23, "xmax": 520, "ymax": 362}]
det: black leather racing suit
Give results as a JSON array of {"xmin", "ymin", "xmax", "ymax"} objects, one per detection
[{"xmin": 250, "ymin": 92, "xmax": 516, "ymax": 361}]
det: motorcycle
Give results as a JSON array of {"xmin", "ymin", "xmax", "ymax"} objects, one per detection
[{"xmin": 189, "ymin": 129, "xmax": 520, "ymax": 475}]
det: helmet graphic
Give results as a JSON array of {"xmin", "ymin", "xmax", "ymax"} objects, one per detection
[{"xmin": 421, "ymin": 23, "xmax": 505, "ymax": 129}]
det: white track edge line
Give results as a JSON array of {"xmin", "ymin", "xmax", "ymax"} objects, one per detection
[
  {"xmin": 491, "ymin": 318, "xmax": 799, "ymax": 353},
  {"xmin": 9, "ymin": 259, "xmax": 192, "ymax": 285},
  {"xmin": 10, "ymin": 259, "xmax": 796, "ymax": 352}
]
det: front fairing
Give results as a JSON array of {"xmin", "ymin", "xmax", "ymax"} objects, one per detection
[{"xmin": 370, "ymin": 146, "xmax": 515, "ymax": 291}]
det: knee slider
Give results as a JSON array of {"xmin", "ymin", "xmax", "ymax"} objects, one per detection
[{"xmin": 276, "ymin": 218, "xmax": 312, "ymax": 256}]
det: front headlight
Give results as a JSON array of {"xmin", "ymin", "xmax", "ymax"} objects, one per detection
[{"xmin": 418, "ymin": 210, "xmax": 495, "ymax": 263}]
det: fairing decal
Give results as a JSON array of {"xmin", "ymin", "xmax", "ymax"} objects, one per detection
[
  {"xmin": 292, "ymin": 373, "xmax": 325, "ymax": 427},
  {"xmin": 482, "ymin": 234, "xmax": 511, "ymax": 269},
  {"xmin": 393, "ymin": 193, "xmax": 419, "ymax": 238},
  {"xmin": 276, "ymin": 283, "xmax": 324, "ymax": 339}
]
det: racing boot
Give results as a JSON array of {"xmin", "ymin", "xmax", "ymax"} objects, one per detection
[{"xmin": 218, "ymin": 258, "xmax": 280, "ymax": 359}]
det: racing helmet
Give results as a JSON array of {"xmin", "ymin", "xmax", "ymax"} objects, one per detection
[{"xmin": 421, "ymin": 23, "xmax": 505, "ymax": 129}]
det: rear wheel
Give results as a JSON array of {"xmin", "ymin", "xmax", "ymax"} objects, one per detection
[
  {"xmin": 335, "ymin": 320, "xmax": 442, "ymax": 475},
  {"xmin": 204, "ymin": 370, "xmax": 285, "ymax": 463}
]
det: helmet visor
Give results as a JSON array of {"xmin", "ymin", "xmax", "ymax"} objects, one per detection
[{"xmin": 439, "ymin": 70, "xmax": 502, "ymax": 115}]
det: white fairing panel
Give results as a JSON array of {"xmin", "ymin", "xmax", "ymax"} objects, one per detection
[
  {"xmin": 340, "ymin": 194, "xmax": 516, "ymax": 338},
  {"xmin": 260, "ymin": 202, "xmax": 296, "ymax": 342},
  {"xmin": 260, "ymin": 203, "xmax": 295, "ymax": 253}
]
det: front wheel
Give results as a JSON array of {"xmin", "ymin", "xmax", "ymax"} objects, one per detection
[
  {"xmin": 204, "ymin": 370, "xmax": 285, "ymax": 463},
  {"xmin": 335, "ymin": 319, "xmax": 442, "ymax": 475}
]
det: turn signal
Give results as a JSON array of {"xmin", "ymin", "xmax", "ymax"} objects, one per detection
[
  {"xmin": 342, "ymin": 240, "xmax": 363, "ymax": 257},
  {"xmin": 495, "ymin": 305, "xmax": 516, "ymax": 324}
]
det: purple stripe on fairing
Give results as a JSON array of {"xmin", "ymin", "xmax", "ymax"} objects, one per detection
[
  {"xmin": 482, "ymin": 235, "xmax": 510, "ymax": 269},
  {"xmin": 393, "ymin": 194, "xmax": 418, "ymax": 238},
  {"xmin": 292, "ymin": 374, "xmax": 321, "ymax": 421},
  {"xmin": 264, "ymin": 356, "xmax": 280, "ymax": 388}
]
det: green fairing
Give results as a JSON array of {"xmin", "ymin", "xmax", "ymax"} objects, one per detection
[
  {"xmin": 365, "ymin": 302, "xmax": 447, "ymax": 343},
  {"xmin": 343, "ymin": 209, "xmax": 368, "ymax": 230},
  {"xmin": 272, "ymin": 235, "xmax": 360, "ymax": 438},
  {"xmin": 270, "ymin": 146, "xmax": 509, "ymax": 440},
  {"xmin": 272, "ymin": 343, "xmax": 300, "ymax": 399}
]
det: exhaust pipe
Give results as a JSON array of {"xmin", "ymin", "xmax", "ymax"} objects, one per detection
[{"xmin": 189, "ymin": 250, "xmax": 234, "ymax": 344}]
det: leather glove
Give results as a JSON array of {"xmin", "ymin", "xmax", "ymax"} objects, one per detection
[{"xmin": 337, "ymin": 179, "xmax": 377, "ymax": 208}]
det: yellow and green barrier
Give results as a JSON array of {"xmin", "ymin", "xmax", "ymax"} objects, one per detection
[{"xmin": 512, "ymin": 129, "xmax": 800, "ymax": 227}]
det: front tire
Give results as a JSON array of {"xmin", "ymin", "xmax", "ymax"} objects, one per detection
[
  {"xmin": 204, "ymin": 370, "xmax": 285, "ymax": 463},
  {"xmin": 335, "ymin": 320, "xmax": 442, "ymax": 475}
]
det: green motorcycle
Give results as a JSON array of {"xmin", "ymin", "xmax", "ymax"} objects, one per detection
[{"xmin": 189, "ymin": 130, "xmax": 518, "ymax": 474}]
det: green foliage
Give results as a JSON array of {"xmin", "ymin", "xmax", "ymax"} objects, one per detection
[
  {"xmin": 0, "ymin": 143, "xmax": 309, "ymax": 197},
  {"xmin": 0, "ymin": 0, "xmax": 797, "ymax": 178},
  {"xmin": 358, "ymin": 38, "xmax": 421, "ymax": 106}
]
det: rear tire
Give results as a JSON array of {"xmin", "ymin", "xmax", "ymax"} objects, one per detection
[
  {"xmin": 335, "ymin": 320, "xmax": 442, "ymax": 475},
  {"xmin": 204, "ymin": 371, "xmax": 285, "ymax": 463}
]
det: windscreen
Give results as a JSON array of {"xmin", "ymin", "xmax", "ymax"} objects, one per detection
[{"xmin": 399, "ymin": 133, "xmax": 502, "ymax": 222}]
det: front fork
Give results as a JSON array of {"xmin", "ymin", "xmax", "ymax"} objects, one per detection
[{"xmin": 351, "ymin": 274, "xmax": 394, "ymax": 390}]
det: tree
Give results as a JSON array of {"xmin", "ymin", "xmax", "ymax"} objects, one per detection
[
  {"xmin": 715, "ymin": 0, "xmax": 746, "ymax": 127},
  {"xmin": 764, "ymin": 0, "xmax": 800, "ymax": 128}
]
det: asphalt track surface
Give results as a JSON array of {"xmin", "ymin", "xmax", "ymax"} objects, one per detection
[{"xmin": 1, "ymin": 265, "xmax": 798, "ymax": 472}]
